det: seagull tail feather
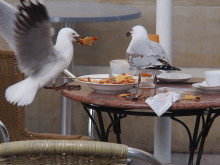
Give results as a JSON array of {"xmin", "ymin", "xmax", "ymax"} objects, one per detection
[
  {"xmin": 146, "ymin": 59, "xmax": 181, "ymax": 71},
  {"xmin": 5, "ymin": 77, "xmax": 39, "ymax": 106},
  {"xmin": 146, "ymin": 65, "xmax": 181, "ymax": 71}
]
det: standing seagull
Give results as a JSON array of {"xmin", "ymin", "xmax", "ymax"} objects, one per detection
[
  {"xmin": 126, "ymin": 25, "xmax": 180, "ymax": 96},
  {"xmin": 126, "ymin": 25, "xmax": 179, "ymax": 71},
  {"xmin": 0, "ymin": 0, "xmax": 82, "ymax": 106}
]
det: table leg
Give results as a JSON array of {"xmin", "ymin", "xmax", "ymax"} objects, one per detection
[
  {"xmin": 113, "ymin": 114, "xmax": 122, "ymax": 144},
  {"xmin": 61, "ymin": 95, "xmax": 72, "ymax": 135},
  {"xmin": 171, "ymin": 108, "xmax": 220, "ymax": 165},
  {"xmin": 104, "ymin": 112, "xmax": 126, "ymax": 143},
  {"xmin": 88, "ymin": 109, "xmax": 95, "ymax": 140},
  {"xmin": 195, "ymin": 110, "xmax": 220, "ymax": 165},
  {"xmin": 82, "ymin": 104, "xmax": 127, "ymax": 143},
  {"xmin": 96, "ymin": 111, "xmax": 108, "ymax": 142},
  {"xmin": 83, "ymin": 105, "xmax": 103, "ymax": 140},
  {"xmin": 188, "ymin": 114, "xmax": 201, "ymax": 165},
  {"xmin": 171, "ymin": 114, "xmax": 203, "ymax": 165}
]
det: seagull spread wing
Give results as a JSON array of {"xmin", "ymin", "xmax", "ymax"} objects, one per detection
[
  {"xmin": 14, "ymin": 0, "xmax": 56, "ymax": 74},
  {"xmin": 0, "ymin": 0, "xmax": 17, "ymax": 50}
]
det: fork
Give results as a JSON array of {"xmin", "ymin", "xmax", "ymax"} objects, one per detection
[{"xmin": 108, "ymin": 69, "xmax": 116, "ymax": 82}]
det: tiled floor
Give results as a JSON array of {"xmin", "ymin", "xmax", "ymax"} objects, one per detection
[{"xmin": 171, "ymin": 153, "xmax": 220, "ymax": 165}]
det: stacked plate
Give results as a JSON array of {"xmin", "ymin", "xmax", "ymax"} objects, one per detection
[{"xmin": 157, "ymin": 73, "xmax": 192, "ymax": 83}]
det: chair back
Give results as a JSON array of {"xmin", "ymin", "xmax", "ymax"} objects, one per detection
[
  {"xmin": 0, "ymin": 140, "xmax": 162, "ymax": 165},
  {"xmin": 0, "ymin": 50, "xmax": 28, "ymax": 142},
  {"xmin": 0, "ymin": 50, "xmax": 92, "ymax": 142}
]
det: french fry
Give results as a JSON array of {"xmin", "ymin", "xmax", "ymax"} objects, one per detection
[
  {"xmin": 182, "ymin": 94, "xmax": 200, "ymax": 101},
  {"xmin": 78, "ymin": 37, "xmax": 98, "ymax": 46},
  {"xmin": 141, "ymin": 73, "xmax": 152, "ymax": 77}
]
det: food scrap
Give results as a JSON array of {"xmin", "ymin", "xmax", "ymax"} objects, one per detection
[
  {"xmin": 118, "ymin": 93, "xmax": 134, "ymax": 98},
  {"xmin": 182, "ymin": 94, "xmax": 200, "ymax": 102},
  {"xmin": 118, "ymin": 93, "xmax": 144, "ymax": 100},
  {"xmin": 78, "ymin": 73, "xmax": 136, "ymax": 84},
  {"xmin": 141, "ymin": 73, "xmax": 152, "ymax": 77},
  {"xmin": 77, "ymin": 36, "xmax": 98, "ymax": 46}
]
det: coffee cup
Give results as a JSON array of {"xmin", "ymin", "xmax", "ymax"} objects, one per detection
[
  {"xmin": 204, "ymin": 70, "xmax": 220, "ymax": 86},
  {"xmin": 110, "ymin": 59, "xmax": 129, "ymax": 74}
]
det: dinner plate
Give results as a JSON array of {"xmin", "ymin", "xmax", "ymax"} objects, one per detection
[
  {"xmin": 76, "ymin": 74, "xmax": 137, "ymax": 93},
  {"xmin": 157, "ymin": 73, "xmax": 192, "ymax": 82},
  {"xmin": 192, "ymin": 82, "xmax": 220, "ymax": 92}
]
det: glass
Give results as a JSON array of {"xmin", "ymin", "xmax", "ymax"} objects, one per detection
[
  {"xmin": 110, "ymin": 59, "xmax": 129, "ymax": 74},
  {"xmin": 139, "ymin": 74, "xmax": 156, "ymax": 89}
]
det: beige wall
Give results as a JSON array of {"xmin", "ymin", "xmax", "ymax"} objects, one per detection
[
  {"xmin": 1, "ymin": 0, "xmax": 220, "ymax": 153},
  {"xmin": 73, "ymin": 0, "xmax": 220, "ymax": 68}
]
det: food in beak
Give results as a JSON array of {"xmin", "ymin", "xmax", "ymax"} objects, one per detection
[{"xmin": 77, "ymin": 36, "xmax": 98, "ymax": 46}]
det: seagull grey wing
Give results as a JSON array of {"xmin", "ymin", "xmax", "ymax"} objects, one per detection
[
  {"xmin": 127, "ymin": 37, "xmax": 155, "ymax": 56},
  {"xmin": 126, "ymin": 38, "xmax": 161, "ymax": 67},
  {"xmin": 127, "ymin": 38, "xmax": 169, "ymax": 67},
  {"xmin": 148, "ymin": 40, "xmax": 169, "ymax": 62},
  {"xmin": 14, "ymin": 0, "xmax": 55, "ymax": 73},
  {"xmin": 0, "ymin": 0, "xmax": 17, "ymax": 50}
]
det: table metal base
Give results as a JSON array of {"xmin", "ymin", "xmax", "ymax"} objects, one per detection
[{"xmin": 82, "ymin": 103, "xmax": 220, "ymax": 165}]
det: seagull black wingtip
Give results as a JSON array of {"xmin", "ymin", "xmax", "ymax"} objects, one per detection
[
  {"xmin": 15, "ymin": 0, "xmax": 49, "ymax": 31},
  {"xmin": 145, "ymin": 65, "xmax": 181, "ymax": 71},
  {"xmin": 20, "ymin": 0, "xmax": 27, "ymax": 7}
]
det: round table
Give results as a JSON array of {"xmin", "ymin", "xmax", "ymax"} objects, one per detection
[
  {"xmin": 62, "ymin": 80, "xmax": 220, "ymax": 165},
  {"xmin": 46, "ymin": 1, "xmax": 141, "ymax": 23}
]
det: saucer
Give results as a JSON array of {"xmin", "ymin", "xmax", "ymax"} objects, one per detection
[{"xmin": 192, "ymin": 82, "xmax": 220, "ymax": 92}]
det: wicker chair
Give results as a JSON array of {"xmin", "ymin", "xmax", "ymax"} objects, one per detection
[
  {"xmin": 0, "ymin": 140, "xmax": 162, "ymax": 165},
  {"xmin": 0, "ymin": 50, "xmax": 90, "ymax": 142}
]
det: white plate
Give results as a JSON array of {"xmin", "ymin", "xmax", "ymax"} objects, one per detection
[
  {"xmin": 76, "ymin": 74, "xmax": 137, "ymax": 93},
  {"xmin": 192, "ymin": 82, "xmax": 220, "ymax": 92},
  {"xmin": 157, "ymin": 73, "xmax": 192, "ymax": 82}
]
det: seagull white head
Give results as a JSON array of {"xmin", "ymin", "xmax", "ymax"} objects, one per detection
[
  {"xmin": 126, "ymin": 25, "xmax": 148, "ymax": 38},
  {"xmin": 57, "ymin": 28, "xmax": 80, "ymax": 42}
]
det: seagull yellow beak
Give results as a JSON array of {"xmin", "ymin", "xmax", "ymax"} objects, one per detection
[{"xmin": 73, "ymin": 36, "xmax": 83, "ymax": 42}]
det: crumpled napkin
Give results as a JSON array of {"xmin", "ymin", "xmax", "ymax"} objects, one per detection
[{"xmin": 145, "ymin": 92, "xmax": 181, "ymax": 117}]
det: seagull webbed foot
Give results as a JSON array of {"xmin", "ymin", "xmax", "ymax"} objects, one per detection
[{"xmin": 44, "ymin": 83, "xmax": 81, "ymax": 91}]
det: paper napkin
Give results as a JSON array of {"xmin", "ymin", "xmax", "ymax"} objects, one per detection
[{"xmin": 145, "ymin": 92, "xmax": 181, "ymax": 117}]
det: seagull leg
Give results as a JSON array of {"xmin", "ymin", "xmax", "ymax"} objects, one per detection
[
  {"xmin": 134, "ymin": 72, "xmax": 141, "ymax": 99},
  {"xmin": 53, "ymin": 83, "xmax": 68, "ymax": 91},
  {"xmin": 44, "ymin": 78, "xmax": 81, "ymax": 91},
  {"xmin": 154, "ymin": 75, "xmax": 157, "ymax": 95},
  {"xmin": 44, "ymin": 83, "xmax": 68, "ymax": 91},
  {"xmin": 44, "ymin": 83, "xmax": 81, "ymax": 91}
]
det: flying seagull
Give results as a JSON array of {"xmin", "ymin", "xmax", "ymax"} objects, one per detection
[
  {"xmin": 126, "ymin": 25, "xmax": 180, "ymax": 71},
  {"xmin": 0, "ymin": 0, "xmax": 83, "ymax": 106}
]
